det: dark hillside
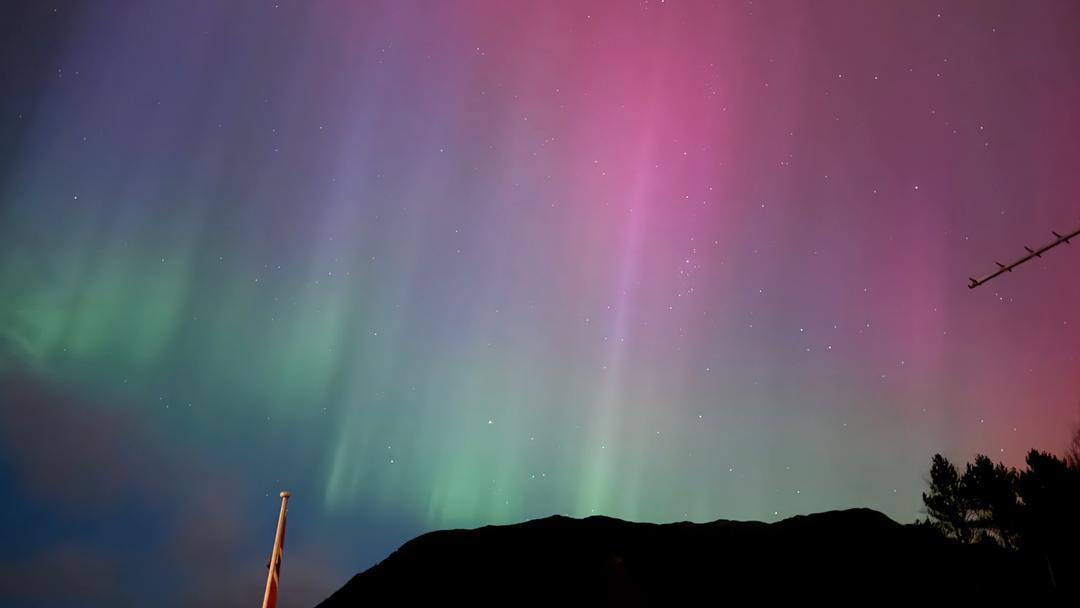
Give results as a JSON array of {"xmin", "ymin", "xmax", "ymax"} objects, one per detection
[{"xmin": 317, "ymin": 508, "xmax": 1055, "ymax": 606}]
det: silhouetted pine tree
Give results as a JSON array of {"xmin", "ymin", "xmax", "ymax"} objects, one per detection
[
  {"xmin": 959, "ymin": 455, "xmax": 1020, "ymax": 547},
  {"xmin": 922, "ymin": 440, "xmax": 1080, "ymax": 594},
  {"xmin": 923, "ymin": 454, "xmax": 969, "ymax": 542}
]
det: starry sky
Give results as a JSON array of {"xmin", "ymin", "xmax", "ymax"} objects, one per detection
[{"xmin": 1, "ymin": 1, "xmax": 1079, "ymax": 605}]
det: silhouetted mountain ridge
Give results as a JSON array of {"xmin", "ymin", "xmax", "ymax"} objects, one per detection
[{"xmin": 316, "ymin": 508, "xmax": 1055, "ymax": 606}]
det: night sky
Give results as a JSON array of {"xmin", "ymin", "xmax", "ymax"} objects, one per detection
[{"xmin": 2, "ymin": 1, "xmax": 1079, "ymax": 605}]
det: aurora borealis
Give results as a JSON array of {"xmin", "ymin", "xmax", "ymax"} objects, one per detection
[{"xmin": 2, "ymin": 1, "xmax": 1079, "ymax": 605}]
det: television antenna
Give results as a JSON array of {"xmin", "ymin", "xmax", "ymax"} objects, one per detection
[{"xmin": 968, "ymin": 224, "xmax": 1080, "ymax": 289}]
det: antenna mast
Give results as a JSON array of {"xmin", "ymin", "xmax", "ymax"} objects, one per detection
[{"xmin": 968, "ymin": 224, "xmax": 1080, "ymax": 289}]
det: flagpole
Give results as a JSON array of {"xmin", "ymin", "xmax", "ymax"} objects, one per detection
[{"xmin": 262, "ymin": 491, "xmax": 290, "ymax": 608}]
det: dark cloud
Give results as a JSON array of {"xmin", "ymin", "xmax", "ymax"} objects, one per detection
[
  {"xmin": 0, "ymin": 374, "xmax": 151, "ymax": 509},
  {"xmin": 0, "ymin": 543, "xmax": 135, "ymax": 608},
  {"xmin": 0, "ymin": 373, "xmax": 342, "ymax": 606}
]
